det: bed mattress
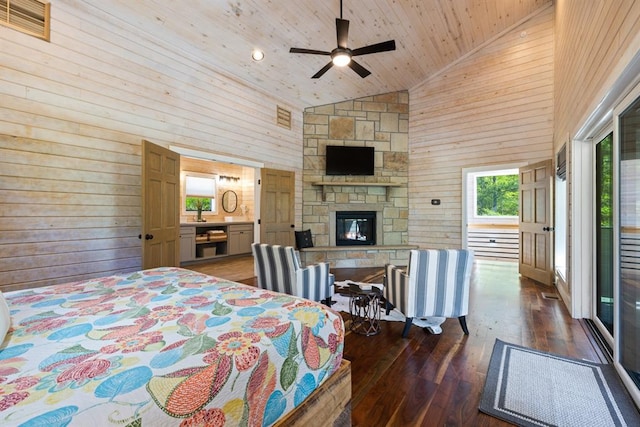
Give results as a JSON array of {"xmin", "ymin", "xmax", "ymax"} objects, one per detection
[{"xmin": 0, "ymin": 267, "xmax": 344, "ymax": 426}]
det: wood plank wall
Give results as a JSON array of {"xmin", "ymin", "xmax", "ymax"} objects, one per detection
[
  {"xmin": 407, "ymin": 6, "xmax": 554, "ymax": 249},
  {"xmin": 553, "ymin": 1, "xmax": 640, "ymax": 299},
  {"xmin": 554, "ymin": 0, "xmax": 640, "ymax": 146},
  {"xmin": 0, "ymin": 3, "xmax": 303, "ymax": 291}
]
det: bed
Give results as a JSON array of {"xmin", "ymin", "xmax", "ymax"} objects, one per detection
[{"xmin": 0, "ymin": 267, "xmax": 349, "ymax": 426}]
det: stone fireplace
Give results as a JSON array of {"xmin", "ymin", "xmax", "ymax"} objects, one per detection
[{"xmin": 300, "ymin": 91, "xmax": 416, "ymax": 268}]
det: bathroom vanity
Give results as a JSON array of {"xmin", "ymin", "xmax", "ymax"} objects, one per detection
[{"xmin": 179, "ymin": 222, "xmax": 254, "ymax": 263}]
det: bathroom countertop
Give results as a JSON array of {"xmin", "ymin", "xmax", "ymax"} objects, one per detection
[{"xmin": 180, "ymin": 221, "xmax": 253, "ymax": 226}]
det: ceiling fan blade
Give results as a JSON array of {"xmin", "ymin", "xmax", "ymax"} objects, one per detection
[
  {"xmin": 290, "ymin": 47, "xmax": 331, "ymax": 55},
  {"xmin": 351, "ymin": 40, "xmax": 396, "ymax": 56},
  {"xmin": 336, "ymin": 18, "xmax": 349, "ymax": 49},
  {"xmin": 348, "ymin": 59, "xmax": 371, "ymax": 78},
  {"xmin": 312, "ymin": 61, "xmax": 334, "ymax": 79}
]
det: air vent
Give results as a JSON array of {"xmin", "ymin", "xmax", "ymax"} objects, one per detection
[
  {"xmin": 277, "ymin": 105, "xmax": 291, "ymax": 130},
  {"xmin": 541, "ymin": 292, "xmax": 560, "ymax": 300},
  {"xmin": 0, "ymin": 0, "xmax": 50, "ymax": 41}
]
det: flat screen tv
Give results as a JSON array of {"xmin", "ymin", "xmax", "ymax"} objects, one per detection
[{"xmin": 325, "ymin": 145, "xmax": 375, "ymax": 176}]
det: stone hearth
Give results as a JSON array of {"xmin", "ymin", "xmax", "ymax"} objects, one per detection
[{"xmin": 300, "ymin": 245, "xmax": 417, "ymax": 269}]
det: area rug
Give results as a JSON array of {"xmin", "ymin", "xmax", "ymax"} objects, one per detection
[
  {"xmin": 479, "ymin": 339, "xmax": 640, "ymax": 426},
  {"xmin": 332, "ymin": 281, "xmax": 445, "ymax": 332}
]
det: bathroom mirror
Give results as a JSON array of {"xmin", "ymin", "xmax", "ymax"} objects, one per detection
[{"xmin": 222, "ymin": 190, "xmax": 238, "ymax": 213}]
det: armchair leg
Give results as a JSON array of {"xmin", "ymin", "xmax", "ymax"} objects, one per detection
[
  {"xmin": 322, "ymin": 297, "xmax": 334, "ymax": 307},
  {"xmin": 385, "ymin": 300, "xmax": 395, "ymax": 315},
  {"xmin": 458, "ymin": 316, "xmax": 469, "ymax": 335},
  {"xmin": 402, "ymin": 318, "xmax": 413, "ymax": 338}
]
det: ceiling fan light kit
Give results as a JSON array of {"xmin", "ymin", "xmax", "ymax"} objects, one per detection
[
  {"xmin": 331, "ymin": 49, "xmax": 351, "ymax": 67},
  {"xmin": 289, "ymin": 0, "xmax": 396, "ymax": 78}
]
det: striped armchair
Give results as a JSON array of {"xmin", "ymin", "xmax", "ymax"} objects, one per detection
[
  {"xmin": 384, "ymin": 249, "xmax": 474, "ymax": 338},
  {"xmin": 251, "ymin": 243, "xmax": 334, "ymax": 304}
]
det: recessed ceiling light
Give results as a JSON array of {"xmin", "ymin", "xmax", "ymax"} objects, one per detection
[{"xmin": 252, "ymin": 49, "xmax": 264, "ymax": 61}]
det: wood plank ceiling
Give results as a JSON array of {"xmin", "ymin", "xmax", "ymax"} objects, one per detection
[{"xmin": 83, "ymin": 0, "xmax": 552, "ymax": 109}]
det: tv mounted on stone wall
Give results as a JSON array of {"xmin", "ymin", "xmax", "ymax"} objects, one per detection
[{"xmin": 325, "ymin": 145, "xmax": 374, "ymax": 176}]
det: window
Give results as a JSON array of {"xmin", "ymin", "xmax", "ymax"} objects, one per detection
[
  {"xmin": 618, "ymin": 95, "xmax": 640, "ymax": 389},
  {"xmin": 474, "ymin": 171, "xmax": 519, "ymax": 217},
  {"xmin": 555, "ymin": 160, "xmax": 567, "ymax": 283},
  {"xmin": 184, "ymin": 173, "xmax": 217, "ymax": 214},
  {"xmin": 595, "ymin": 133, "xmax": 613, "ymax": 335}
]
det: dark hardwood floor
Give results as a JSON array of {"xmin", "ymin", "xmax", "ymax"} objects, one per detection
[{"xmin": 187, "ymin": 255, "xmax": 607, "ymax": 426}]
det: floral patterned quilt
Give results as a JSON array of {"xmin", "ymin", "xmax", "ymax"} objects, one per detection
[{"xmin": 0, "ymin": 267, "xmax": 344, "ymax": 426}]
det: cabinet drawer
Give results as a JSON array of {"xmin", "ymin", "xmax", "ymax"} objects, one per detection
[
  {"xmin": 228, "ymin": 224, "xmax": 253, "ymax": 232},
  {"xmin": 180, "ymin": 226, "xmax": 196, "ymax": 236}
]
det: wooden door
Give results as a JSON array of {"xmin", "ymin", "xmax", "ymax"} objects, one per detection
[
  {"xmin": 142, "ymin": 140, "xmax": 180, "ymax": 269},
  {"xmin": 519, "ymin": 159, "xmax": 554, "ymax": 285},
  {"xmin": 260, "ymin": 168, "xmax": 295, "ymax": 246}
]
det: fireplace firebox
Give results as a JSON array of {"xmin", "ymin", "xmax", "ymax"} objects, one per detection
[{"xmin": 336, "ymin": 211, "xmax": 376, "ymax": 246}]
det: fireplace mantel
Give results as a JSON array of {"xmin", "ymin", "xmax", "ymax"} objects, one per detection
[{"xmin": 312, "ymin": 181, "xmax": 401, "ymax": 201}]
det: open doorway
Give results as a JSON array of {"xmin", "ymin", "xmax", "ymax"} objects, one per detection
[
  {"xmin": 462, "ymin": 165, "xmax": 524, "ymax": 261},
  {"xmin": 168, "ymin": 145, "xmax": 264, "ymax": 251},
  {"xmin": 179, "ymin": 156, "xmax": 255, "ymax": 225}
]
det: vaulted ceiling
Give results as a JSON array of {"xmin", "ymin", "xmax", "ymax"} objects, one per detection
[{"xmin": 90, "ymin": 0, "xmax": 552, "ymax": 109}]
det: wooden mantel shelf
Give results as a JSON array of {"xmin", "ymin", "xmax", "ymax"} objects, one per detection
[{"xmin": 312, "ymin": 181, "xmax": 401, "ymax": 201}]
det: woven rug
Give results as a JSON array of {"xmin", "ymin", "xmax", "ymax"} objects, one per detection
[{"xmin": 480, "ymin": 339, "xmax": 640, "ymax": 426}]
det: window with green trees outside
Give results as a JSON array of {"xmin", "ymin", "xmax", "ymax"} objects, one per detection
[
  {"xmin": 475, "ymin": 174, "xmax": 519, "ymax": 217},
  {"xmin": 185, "ymin": 197, "xmax": 212, "ymax": 212}
]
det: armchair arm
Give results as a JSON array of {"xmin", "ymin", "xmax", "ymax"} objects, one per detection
[
  {"xmin": 384, "ymin": 264, "xmax": 413, "ymax": 317},
  {"xmin": 296, "ymin": 262, "xmax": 332, "ymax": 302}
]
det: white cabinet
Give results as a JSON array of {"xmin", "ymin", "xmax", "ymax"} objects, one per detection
[
  {"xmin": 179, "ymin": 226, "xmax": 196, "ymax": 262},
  {"xmin": 228, "ymin": 224, "xmax": 254, "ymax": 255}
]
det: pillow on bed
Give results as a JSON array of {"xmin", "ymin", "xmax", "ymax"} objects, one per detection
[{"xmin": 0, "ymin": 292, "xmax": 10, "ymax": 344}]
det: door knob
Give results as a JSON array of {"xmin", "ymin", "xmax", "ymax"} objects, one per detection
[
  {"xmin": 145, "ymin": 234, "xmax": 154, "ymax": 240},
  {"xmin": 543, "ymin": 227, "xmax": 554, "ymax": 232}
]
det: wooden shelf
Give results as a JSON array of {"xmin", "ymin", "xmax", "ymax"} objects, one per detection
[{"xmin": 312, "ymin": 181, "xmax": 401, "ymax": 201}]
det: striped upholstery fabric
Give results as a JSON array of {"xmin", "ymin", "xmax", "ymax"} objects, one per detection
[
  {"xmin": 384, "ymin": 264, "xmax": 410, "ymax": 315},
  {"xmin": 384, "ymin": 249, "xmax": 474, "ymax": 335},
  {"xmin": 251, "ymin": 243, "xmax": 333, "ymax": 302}
]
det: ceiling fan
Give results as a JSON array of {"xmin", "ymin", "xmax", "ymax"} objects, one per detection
[{"xmin": 289, "ymin": 0, "xmax": 396, "ymax": 79}]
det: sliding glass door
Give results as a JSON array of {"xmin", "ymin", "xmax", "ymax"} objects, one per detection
[
  {"xmin": 595, "ymin": 133, "xmax": 614, "ymax": 335},
  {"xmin": 618, "ymin": 96, "xmax": 640, "ymax": 388}
]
